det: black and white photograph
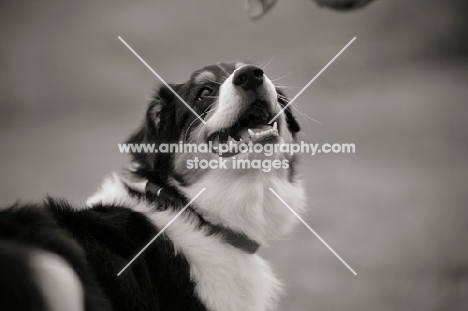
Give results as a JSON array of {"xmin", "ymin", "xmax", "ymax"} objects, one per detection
[{"xmin": 1, "ymin": 0, "xmax": 467, "ymax": 310}]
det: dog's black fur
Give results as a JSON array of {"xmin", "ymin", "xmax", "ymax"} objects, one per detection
[{"xmin": 0, "ymin": 198, "xmax": 207, "ymax": 311}]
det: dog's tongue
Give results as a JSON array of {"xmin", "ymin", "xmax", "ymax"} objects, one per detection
[{"xmin": 238, "ymin": 125, "xmax": 271, "ymax": 140}]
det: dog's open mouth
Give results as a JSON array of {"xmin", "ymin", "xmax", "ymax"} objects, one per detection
[{"xmin": 207, "ymin": 100, "xmax": 279, "ymax": 157}]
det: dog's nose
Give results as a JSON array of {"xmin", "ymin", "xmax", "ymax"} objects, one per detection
[{"xmin": 233, "ymin": 65, "xmax": 264, "ymax": 90}]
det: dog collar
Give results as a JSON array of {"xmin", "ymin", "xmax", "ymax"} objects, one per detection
[
  {"xmin": 144, "ymin": 181, "xmax": 260, "ymax": 254},
  {"xmin": 204, "ymin": 221, "xmax": 261, "ymax": 254}
]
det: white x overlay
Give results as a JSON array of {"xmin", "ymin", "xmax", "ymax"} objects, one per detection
[
  {"xmin": 269, "ymin": 188, "xmax": 357, "ymax": 275},
  {"xmin": 117, "ymin": 188, "xmax": 206, "ymax": 276},
  {"xmin": 116, "ymin": 35, "xmax": 357, "ymax": 276},
  {"xmin": 269, "ymin": 37, "xmax": 356, "ymax": 124},
  {"xmin": 118, "ymin": 36, "xmax": 207, "ymax": 125}
]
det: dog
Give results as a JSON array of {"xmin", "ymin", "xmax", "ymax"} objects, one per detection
[{"xmin": 0, "ymin": 62, "xmax": 306, "ymax": 311}]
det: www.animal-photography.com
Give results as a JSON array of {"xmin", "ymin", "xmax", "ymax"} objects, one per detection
[{"xmin": 1, "ymin": 0, "xmax": 467, "ymax": 310}]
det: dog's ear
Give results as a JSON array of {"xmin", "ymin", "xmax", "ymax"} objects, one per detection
[
  {"xmin": 276, "ymin": 88, "xmax": 300, "ymax": 134},
  {"xmin": 126, "ymin": 85, "xmax": 181, "ymax": 175}
]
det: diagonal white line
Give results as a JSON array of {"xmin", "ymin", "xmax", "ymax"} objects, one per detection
[
  {"xmin": 117, "ymin": 188, "xmax": 206, "ymax": 276},
  {"xmin": 268, "ymin": 188, "xmax": 357, "ymax": 275},
  {"xmin": 269, "ymin": 37, "xmax": 356, "ymax": 124},
  {"xmin": 118, "ymin": 36, "xmax": 207, "ymax": 125}
]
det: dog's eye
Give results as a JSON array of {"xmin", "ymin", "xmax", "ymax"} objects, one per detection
[{"xmin": 196, "ymin": 87, "xmax": 214, "ymax": 101}]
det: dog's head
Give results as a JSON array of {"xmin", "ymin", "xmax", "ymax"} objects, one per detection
[
  {"xmin": 128, "ymin": 62, "xmax": 300, "ymax": 185},
  {"xmin": 128, "ymin": 62, "xmax": 305, "ymax": 242}
]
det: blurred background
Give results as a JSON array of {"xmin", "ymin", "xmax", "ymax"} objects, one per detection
[{"xmin": 1, "ymin": 0, "xmax": 467, "ymax": 310}]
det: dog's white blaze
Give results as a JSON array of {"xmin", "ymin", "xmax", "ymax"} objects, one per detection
[
  {"xmin": 206, "ymin": 74, "xmax": 244, "ymax": 130},
  {"xmin": 87, "ymin": 174, "xmax": 302, "ymax": 311}
]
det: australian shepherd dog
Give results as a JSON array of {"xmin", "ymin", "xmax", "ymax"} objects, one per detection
[{"xmin": 0, "ymin": 62, "xmax": 306, "ymax": 311}]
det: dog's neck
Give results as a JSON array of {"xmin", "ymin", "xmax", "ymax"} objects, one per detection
[
  {"xmin": 87, "ymin": 166, "xmax": 305, "ymax": 248},
  {"xmin": 118, "ymin": 169, "xmax": 261, "ymax": 254},
  {"xmin": 170, "ymin": 168, "xmax": 306, "ymax": 246}
]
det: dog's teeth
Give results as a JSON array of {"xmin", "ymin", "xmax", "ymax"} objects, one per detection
[
  {"xmin": 248, "ymin": 129, "xmax": 255, "ymax": 138},
  {"xmin": 273, "ymin": 122, "xmax": 277, "ymax": 130},
  {"xmin": 239, "ymin": 138, "xmax": 243, "ymax": 141}
]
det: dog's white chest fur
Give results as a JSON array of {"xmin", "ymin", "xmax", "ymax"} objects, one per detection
[
  {"xmin": 162, "ymin": 216, "xmax": 282, "ymax": 311},
  {"xmin": 87, "ymin": 172, "xmax": 305, "ymax": 311}
]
